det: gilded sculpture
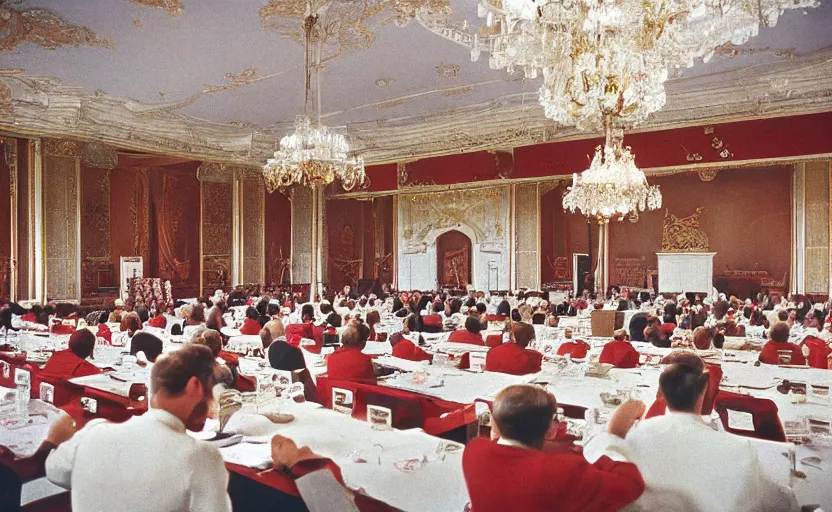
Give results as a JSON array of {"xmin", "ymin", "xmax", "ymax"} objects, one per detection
[
  {"xmin": 259, "ymin": 0, "xmax": 450, "ymax": 58},
  {"xmin": 0, "ymin": 1, "xmax": 112, "ymax": 52},
  {"xmin": 129, "ymin": 0, "xmax": 184, "ymax": 16},
  {"xmin": 661, "ymin": 207, "xmax": 710, "ymax": 252}
]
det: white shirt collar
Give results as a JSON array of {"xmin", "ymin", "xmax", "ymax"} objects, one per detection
[
  {"xmin": 496, "ymin": 437, "xmax": 532, "ymax": 449},
  {"xmin": 146, "ymin": 408, "xmax": 186, "ymax": 433}
]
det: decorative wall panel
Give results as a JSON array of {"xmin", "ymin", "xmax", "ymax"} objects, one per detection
[
  {"xmin": 109, "ymin": 167, "xmax": 150, "ymax": 289},
  {"xmin": 515, "ymin": 184, "xmax": 539, "ymax": 289},
  {"xmin": 17, "ymin": 140, "xmax": 30, "ymax": 300},
  {"xmin": 291, "ymin": 187, "xmax": 314, "ymax": 286},
  {"xmin": 0, "ymin": 140, "xmax": 11, "ymax": 299},
  {"xmin": 373, "ymin": 196, "xmax": 394, "ymax": 285},
  {"xmin": 148, "ymin": 165, "xmax": 200, "ymax": 298},
  {"xmin": 43, "ymin": 155, "xmax": 79, "ymax": 299},
  {"xmin": 80, "ymin": 166, "xmax": 111, "ymax": 296},
  {"xmin": 265, "ymin": 191, "xmax": 292, "ymax": 287},
  {"xmin": 804, "ymin": 160, "xmax": 830, "ymax": 294},
  {"xmin": 201, "ymin": 181, "xmax": 232, "ymax": 295},
  {"xmin": 397, "ymin": 187, "xmax": 509, "ymax": 291},
  {"xmin": 325, "ymin": 198, "xmax": 365, "ymax": 289},
  {"xmin": 241, "ymin": 179, "xmax": 265, "ymax": 285}
]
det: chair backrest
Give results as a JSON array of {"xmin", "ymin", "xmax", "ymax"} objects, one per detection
[
  {"xmin": 629, "ymin": 313, "xmax": 649, "ymax": 341},
  {"xmin": 801, "ymin": 336, "xmax": 831, "ymax": 369},
  {"xmin": 713, "ymin": 391, "xmax": 786, "ymax": 442},
  {"xmin": 485, "ymin": 334, "xmax": 503, "ymax": 348},
  {"xmin": 422, "ymin": 315, "xmax": 443, "ymax": 333}
]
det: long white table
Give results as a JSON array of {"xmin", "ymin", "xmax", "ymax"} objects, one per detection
[{"xmin": 219, "ymin": 400, "xmax": 470, "ymax": 512}]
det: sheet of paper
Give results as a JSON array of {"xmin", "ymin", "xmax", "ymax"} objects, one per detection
[{"xmin": 726, "ymin": 409, "xmax": 756, "ymax": 431}]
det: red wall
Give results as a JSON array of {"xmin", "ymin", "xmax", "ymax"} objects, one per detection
[{"xmin": 607, "ymin": 166, "xmax": 792, "ymax": 284}]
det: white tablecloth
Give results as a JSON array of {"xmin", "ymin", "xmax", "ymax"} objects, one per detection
[{"xmin": 220, "ymin": 401, "xmax": 470, "ymax": 512}]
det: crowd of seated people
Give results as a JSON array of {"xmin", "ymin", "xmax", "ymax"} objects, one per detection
[{"xmin": 2, "ymin": 281, "xmax": 831, "ymax": 512}]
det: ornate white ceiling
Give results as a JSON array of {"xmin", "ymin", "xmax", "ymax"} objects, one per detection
[{"xmin": 1, "ymin": 0, "xmax": 831, "ymax": 165}]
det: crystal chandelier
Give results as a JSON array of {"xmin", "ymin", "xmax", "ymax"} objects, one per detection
[
  {"xmin": 263, "ymin": 8, "xmax": 366, "ymax": 193},
  {"xmin": 562, "ymin": 116, "xmax": 662, "ymax": 221},
  {"xmin": 472, "ymin": 0, "xmax": 819, "ymax": 131}
]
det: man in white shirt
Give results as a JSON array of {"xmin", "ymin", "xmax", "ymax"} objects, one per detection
[
  {"xmin": 584, "ymin": 355, "xmax": 798, "ymax": 512},
  {"xmin": 46, "ymin": 344, "xmax": 232, "ymax": 512}
]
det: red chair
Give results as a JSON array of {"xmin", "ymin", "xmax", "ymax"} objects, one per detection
[
  {"xmin": 557, "ymin": 341, "xmax": 590, "ymax": 359},
  {"xmin": 801, "ymin": 336, "xmax": 831, "ymax": 369},
  {"xmin": 485, "ymin": 334, "xmax": 503, "ymax": 348},
  {"xmin": 422, "ymin": 315, "xmax": 443, "ymax": 333},
  {"xmin": 644, "ymin": 363, "xmax": 723, "ymax": 419},
  {"xmin": 713, "ymin": 391, "xmax": 786, "ymax": 442}
]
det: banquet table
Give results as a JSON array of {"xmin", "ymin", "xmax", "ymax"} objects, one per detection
[{"xmin": 219, "ymin": 400, "xmax": 470, "ymax": 512}]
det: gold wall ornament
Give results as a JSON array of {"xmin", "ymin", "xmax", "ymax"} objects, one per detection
[
  {"xmin": 661, "ymin": 207, "xmax": 710, "ymax": 252},
  {"xmin": 435, "ymin": 63, "xmax": 460, "ymax": 78},
  {"xmin": 698, "ymin": 168, "xmax": 719, "ymax": 182},
  {"xmin": 0, "ymin": 1, "xmax": 113, "ymax": 51},
  {"xmin": 43, "ymin": 139, "xmax": 81, "ymax": 157},
  {"xmin": 129, "ymin": 0, "xmax": 184, "ymax": 16},
  {"xmin": 81, "ymin": 142, "xmax": 118, "ymax": 169}
]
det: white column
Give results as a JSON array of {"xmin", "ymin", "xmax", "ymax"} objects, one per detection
[
  {"xmin": 791, "ymin": 164, "xmax": 806, "ymax": 294},
  {"xmin": 231, "ymin": 171, "xmax": 242, "ymax": 286},
  {"xmin": 32, "ymin": 140, "xmax": 45, "ymax": 303}
]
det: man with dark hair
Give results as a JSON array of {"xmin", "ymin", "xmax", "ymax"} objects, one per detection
[
  {"xmin": 463, "ymin": 384, "xmax": 644, "ymax": 512},
  {"xmin": 285, "ymin": 304, "xmax": 315, "ymax": 347},
  {"xmin": 39, "ymin": 330, "xmax": 102, "ymax": 381},
  {"xmin": 759, "ymin": 321, "xmax": 806, "ymax": 365},
  {"xmin": 585, "ymin": 357, "xmax": 798, "ymax": 511},
  {"xmin": 448, "ymin": 316, "xmax": 485, "ymax": 345},
  {"xmin": 46, "ymin": 344, "xmax": 232, "ymax": 512},
  {"xmin": 326, "ymin": 322, "xmax": 376, "ymax": 382},
  {"xmin": 485, "ymin": 322, "xmax": 543, "ymax": 375}
]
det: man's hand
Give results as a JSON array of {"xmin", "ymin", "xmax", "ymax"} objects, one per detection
[
  {"xmin": 607, "ymin": 399, "xmax": 646, "ymax": 439},
  {"xmin": 45, "ymin": 413, "xmax": 77, "ymax": 446},
  {"xmin": 271, "ymin": 435, "xmax": 318, "ymax": 469}
]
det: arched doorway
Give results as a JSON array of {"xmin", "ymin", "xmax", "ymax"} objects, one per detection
[{"xmin": 436, "ymin": 230, "xmax": 472, "ymax": 289}]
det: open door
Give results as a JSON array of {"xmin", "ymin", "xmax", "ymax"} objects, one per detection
[{"xmin": 437, "ymin": 230, "xmax": 472, "ymax": 289}]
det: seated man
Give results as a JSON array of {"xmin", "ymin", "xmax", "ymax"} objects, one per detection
[
  {"xmin": 463, "ymin": 384, "xmax": 644, "ymax": 512},
  {"xmin": 759, "ymin": 321, "xmax": 806, "ymax": 365},
  {"xmin": 390, "ymin": 332, "xmax": 433, "ymax": 362},
  {"xmin": 485, "ymin": 322, "xmax": 543, "ymax": 376},
  {"xmin": 191, "ymin": 329, "xmax": 239, "ymax": 390},
  {"xmin": 584, "ymin": 357, "xmax": 798, "ymax": 512},
  {"xmin": 448, "ymin": 316, "xmax": 486, "ymax": 345},
  {"xmin": 285, "ymin": 304, "xmax": 315, "ymax": 347},
  {"xmin": 599, "ymin": 329, "xmax": 640, "ymax": 369},
  {"xmin": 326, "ymin": 323, "xmax": 376, "ymax": 383},
  {"xmin": 39, "ymin": 329, "xmax": 102, "ymax": 381},
  {"xmin": 46, "ymin": 344, "xmax": 233, "ymax": 512}
]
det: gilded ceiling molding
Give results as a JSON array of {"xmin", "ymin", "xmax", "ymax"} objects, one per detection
[
  {"xmin": 0, "ymin": 1, "xmax": 113, "ymax": 51},
  {"xmin": 129, "ymin": 0, "xmax": 184, "ymax": 16},
  {"xmin": 435, "ymin": 63, "xmax": 460, "ymax": 78},
  {"xmin": 43, "ymin": 139, "xmax": 82, "ymax": 157},
  {"xmin": 259, "ymin": 0, "xmax": 450, "ymax": 57},
  {"xmin": 0, "ymin": 47, "xmax": 831, "ymax": 167}
]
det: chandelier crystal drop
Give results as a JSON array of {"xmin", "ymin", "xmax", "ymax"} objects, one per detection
[
  {"xmin": 562, "ymin": 119, "xmax": 662, "ymax": 221},
  {"xmin": 262, "ymin": 8, "xmax": 366, "ymax": 193},
  {"xmin": 474, "ymin": 0, "xmax": 819, "ymax": 130}
]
